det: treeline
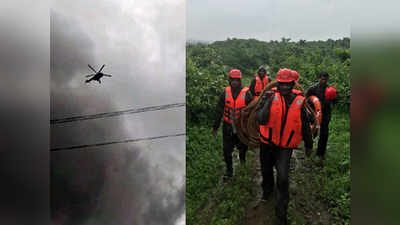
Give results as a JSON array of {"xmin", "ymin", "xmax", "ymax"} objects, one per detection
[{"xmin": 186, "ymin": 37, "xmax": 350, "ymax": 124}]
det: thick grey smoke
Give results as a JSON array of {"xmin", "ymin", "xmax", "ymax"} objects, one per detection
[
  {"xmin": 140, "ymin": 183, "xmax": 185, "ymax": 225},
  {"xmin": 51, "ymin": 0, "xmax": 185, "ymax": 224}
]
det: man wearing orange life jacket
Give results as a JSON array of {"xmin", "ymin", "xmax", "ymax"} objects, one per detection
[
  {"xmin": 271, "ymin": 69, "xmax": 303, "ymax": 95},
  {"xmin": 249, "ymin": 66, "xmax": 271, "ymax": 99},
  {"xmin": 212, "ymin": 69, "xmax": 253, "ymax": 178},
  {"xmin": 256, "ymin": 68, "xmax": 313, "ymax": 225}
]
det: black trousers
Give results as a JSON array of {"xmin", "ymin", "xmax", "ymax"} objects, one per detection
[
  {"xmin": 317, "ymin": 113, "xmax": 331, "ymax": 157},
  {"xmin": 260, "ymin": 142, "xmax": 293, "ymax": 222},
  {"xmin": 222, "ymin": 132, "xmax": 248, "ymax": 173}
]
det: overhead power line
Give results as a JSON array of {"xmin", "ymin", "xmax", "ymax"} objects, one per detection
[
  {"xmin": 51, "ymin": 132, "xmax": 186, "ymax": 152},
  {"xmin": 51, "ymin": 103, "xmax": 185, "ymax": 124}
]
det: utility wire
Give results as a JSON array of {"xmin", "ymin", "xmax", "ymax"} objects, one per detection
[
  {"xmin": 51, "ymin": 103, "xmax": 185, "ymax": 124},
  {"xmin": 51, "ymin": 132, "xmax": 186, "ymax": 152}
]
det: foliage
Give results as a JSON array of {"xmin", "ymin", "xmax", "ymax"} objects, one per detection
[
  {"xmin": 186, "ymin": 57, "xmax": 227, "ymax": 124},
  {"xmin": 186, "ymin": 125, "xmax": 224, "ymax": 224},
  {"xmin": 186, "ymin": 125, "xmax": 256, "ymax": 225},
  {"xmin": 187, "ymin": 37, "xmax": 351, "ymax": 124},
  {"xmin": 317, "ymin": 110, "xmax": 351, "ymax": 220},
  {"xmin": 288, "ymin": 109, "xmax": 350, "ymax": 224}
]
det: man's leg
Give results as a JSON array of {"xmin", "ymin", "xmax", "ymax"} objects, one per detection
[
  {"xmin": 222, "ymin": 133, "xmax": 234, "ymax": 177},
  {"xmin": 317, "ymin": 114, "xmax": 331, "ymax": 158},
  {"xmin": 234, "ymin": 134, "xmax": 248, "ymax": 164},
  {"xmin": 275, "ymin": 149, "xmax": 293, "ymax": 225},
  {"xmin": 260, "ymin": 143, "xmax": 275, "ymax": 200}
]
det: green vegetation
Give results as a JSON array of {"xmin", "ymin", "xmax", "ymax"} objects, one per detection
[
  {"xmin": 186, "ymin": 126, "xmax": 257, "ymax": 225},
  {"xmin": 187, "ymin": 37, "xmax": 350, "ymax": 224},
  {"xmin": 320, "ymin": 111, "xmax": 350, "ymax": 219},
  {"xmin": 289, "ymin": 110, "xmax": 350, "ymax": 224},
  {"xmin": 186, "ymin": 37, "xmax": 350, "ymax": 121}
]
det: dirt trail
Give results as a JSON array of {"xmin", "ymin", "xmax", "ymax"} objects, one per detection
[
  {"xmin": 243, "ymin": 148, "xmax": 332, "ymax": 225},
  {"xmin": 243, "ymin": 148, "xmax": 276, "ymax": 225}
]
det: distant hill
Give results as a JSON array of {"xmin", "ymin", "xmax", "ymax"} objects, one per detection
[{"xmin": 186, "ymin": 37, "xmax": 350, "ymax": 114}]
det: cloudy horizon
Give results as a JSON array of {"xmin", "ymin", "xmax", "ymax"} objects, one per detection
[{"xmin": 187, "ymin": 0, "xmax": 351, "ymax": 42}]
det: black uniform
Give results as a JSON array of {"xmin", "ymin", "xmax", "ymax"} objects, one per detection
[
  {"xmin": 213, "ymin": 86, "xmax": 253, "ymax": 176},
  {"xmin": 306, "ymin": 83, "xmax": 336, "ymax": 157},
  {"xmin": 256, "ymin": 91, "xmax": 313, "ymax": 225}
]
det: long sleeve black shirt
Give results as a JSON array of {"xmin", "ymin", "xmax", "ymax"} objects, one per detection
[
  {"xmin": 255, "ymin": 91, "xmax": 313, "ymax": 149},
  {"xmin": 249, "ymin": 75, "xmax": 272, "ymax": 96},
  {"xmin": 213, "ymin": 86, "xmax": 253, "ymax": 135},
  {"xmin": 305, "ymin": 83, "xmax": 337, "ymax": 118}
]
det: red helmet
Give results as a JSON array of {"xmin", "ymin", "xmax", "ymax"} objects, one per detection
[
  {"xmin": 277, "ymin": 68, "xmax": 293, "ymax": 83},
  {"xmin": 292, "ymin": 70, "xmax": 299, "ymax": 82},
  {"xmin": 229, "ymin": 69, "xmax": 242, "ymax": 79},
  {"xmin": 325, "ymin": 86, "xmax": 337, "ymax": 100}
]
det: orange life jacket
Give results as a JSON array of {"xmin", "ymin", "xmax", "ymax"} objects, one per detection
[
  {"xmin": 259, "ymin": 92, "xmax": 305, "ymax": 148},
  {"xmin": 309, "ymin": 95, "xmax": 322, "ymax": 133},
  {"xmin": 251, "ymin": 75, "xmax": 269, "ymax": 100},
  {"xmin": 224, "ymin": 86, "xmax": 249, "ymax": 124}
]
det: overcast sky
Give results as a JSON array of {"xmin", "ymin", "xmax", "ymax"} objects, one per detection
[
  {"xmin": 51, "ymin": 0, "xmax": 185, "ymax": 224},
  {"xmin": 187, "ymin": 0, "xmax": 351, "ymax": 42}
]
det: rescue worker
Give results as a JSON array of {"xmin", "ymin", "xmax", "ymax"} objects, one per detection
[
  {"xmin": 271, "ymin": 69, "xmax": 302, "ymax": 95},
  {"xmin": 256, "ymin": 68, "xmax": 313, "ymax": 225},
  {"xmin": 306, "ymin": 71, "xmax": 337, "ymax": 164},
  {"xmin": 249, "ymin": 66, "xmax": 271, "ymax": 99},
  {"xmin": 212, "ymin": 69, "xmax": 254, "ymax": 178}
]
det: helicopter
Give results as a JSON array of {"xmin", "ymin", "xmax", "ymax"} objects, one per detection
[{"xmin": 85, "ymin": 64, "xmax": 112, "ymax": 83}]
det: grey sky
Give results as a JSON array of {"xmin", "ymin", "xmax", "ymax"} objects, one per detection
[
  {"xmin": 0, "ymin": 2, "xmax": 49, "ymax": 225},
  {"xmin": 51, "ymin": 0, "xmax": 185, "ymax": 224},
  {"xmin": 187, "ymin": 0, "xmax": 351, "ymax": 42}
]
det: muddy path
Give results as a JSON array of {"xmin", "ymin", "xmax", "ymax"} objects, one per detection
[
  {"xmin": 243, "ymin": 148, "xmax": 276, "ymax": 225},
  {"xmin": 243, "ymin": 148, "xmax": 333, "ymax": 225}
]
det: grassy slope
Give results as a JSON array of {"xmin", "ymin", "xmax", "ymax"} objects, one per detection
[
  {"xmin": 186, "ymin": 125, "xmax": 257, "ymax": 225},
  {"xmin": 315, "ymin": 110, "xmax": 350, "ymax": 221},
  {"xmin": 288, "ymin": 110, "xmax": 350, "ymax": 225}
]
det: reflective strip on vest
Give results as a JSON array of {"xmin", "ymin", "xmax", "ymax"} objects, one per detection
[
  {"xmin": 259, "ymin": 92, "xmax": 304, "ymax": 148},
  {"xmin": 224, "ymin": 86, "xmax": 248, "ymax": 124}
]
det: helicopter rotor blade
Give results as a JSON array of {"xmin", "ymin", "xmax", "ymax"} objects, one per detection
[
  {"xmin": 103, "ymin": 74, "xmax": 112, "ymax": 77},
  {"xmin": 98, "ymin": 64, "xmax": 105, "ymax": 73},
  {"xmin": 85, "ymin": 74, "xmax": 95, "ymax": 77},
  {"xmin": 88, "ymin": 64, "xmax": 97, "ymax": 73}
]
